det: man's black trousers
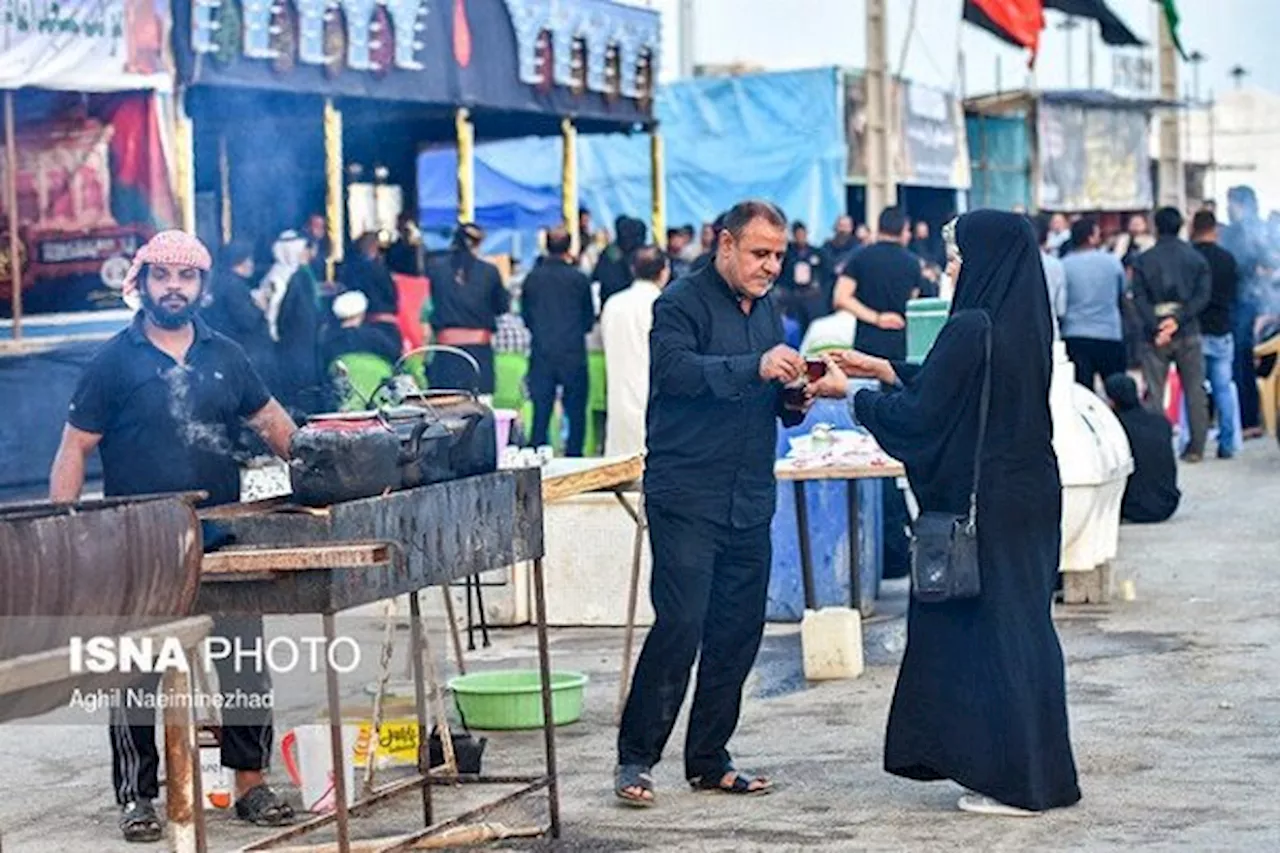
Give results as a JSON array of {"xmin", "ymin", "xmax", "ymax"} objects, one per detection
[
  {"xmin": 617, "ymin": 503, "xmax": 771, "ymax": 780},
  {"xmin": 109, "ymin": 616, "xmax": 274, "ymax": 806}
]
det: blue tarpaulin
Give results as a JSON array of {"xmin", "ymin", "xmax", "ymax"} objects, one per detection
[
  {"xmin": 471, "ymin": 67, "xmax": 848, "ymax": 245},
  {"xmin": 416, "ymin": 148, "xmax": 563, "ymax": 232}
]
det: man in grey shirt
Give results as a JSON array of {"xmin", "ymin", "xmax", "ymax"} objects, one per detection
[
  {"xmin": 1035, "ymin": 214, "xmax": 1068, "ymax": 339},
  {"xmin": 1061, "ymin": 217, "xmax": 1126, "ymax": 391}
]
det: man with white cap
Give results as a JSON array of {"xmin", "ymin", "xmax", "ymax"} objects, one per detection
[
  {"xmin": 322, "ymin": 288, "xmax": 403, "ymax": 368},
  {"xmin": 49, "ymin": 230, "xmax": 300, "ymax": 842}
]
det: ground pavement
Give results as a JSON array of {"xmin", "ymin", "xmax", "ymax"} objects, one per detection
[{"xmin": 1, "ymin": 442, "xmax": 1277, "ymax": 851}]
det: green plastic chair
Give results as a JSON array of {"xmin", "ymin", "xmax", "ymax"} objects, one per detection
[
  {"xmin": 585, "ymin": 351, "xmax": 607, "ymax": 456},
  {"xmin": 493, "ymin": 352, "xmax": 529, "ymax": 412},
  {"xmin": 331, "ymin": 352, "xmax": 396, "ymax": 411}
]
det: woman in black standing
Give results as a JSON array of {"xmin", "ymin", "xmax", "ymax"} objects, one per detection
[{"xmin": 817, "ymin": 210, "xmax": 1080, "ymax": 815}]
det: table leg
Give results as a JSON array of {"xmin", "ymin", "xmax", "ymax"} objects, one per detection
[
  {"xmin": 407, "ymin": 592, "xmax": 434, "ymax": 827},
  {"xmin": 531, "ymin": 557, "xmax": 561, "ymax": 838},
  {"xmin": 440, "ymin": 585, "xmax": 467, "ymax": 675},
  {"xmin": 793, "ymin": 480, "xmax": 816, "ymax": 611},
  {"xmin": 465, "ymin": 577, "xmax": 477, "ymax": 652},
  {"xmin": 615, "ymin": 492, "xmax": 646, "ymax": 725},
  {"xmin": 161, "ymin": 666, "xmax": 205, "ymax": 853},
  {"xmin": 847, "ymin": 479, "xmax": 863, "ymax": 615},
  {"xmin": 322, "ymin": 613, "xmax": 352, "ymax": 853}
]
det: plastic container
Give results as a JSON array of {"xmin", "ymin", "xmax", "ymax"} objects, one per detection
[
  {"xmin": 801, "ymin": 607, "xmax": 864, "ymax": 680},
  {"xmin": 493, "ymin": 408, "xmax": 518, "ymax": 453},
  {"xmin": 448, "ymin": 670, "xmax": 588, "ymax": 730},
  {"xmin": 906, "ymin": 297, "xmax": 951, "ymax": 363}
]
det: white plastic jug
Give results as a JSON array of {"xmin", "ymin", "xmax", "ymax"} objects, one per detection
[{"xmin": 280, "ymin": 725, "xmax": 363, "ymax": 813}]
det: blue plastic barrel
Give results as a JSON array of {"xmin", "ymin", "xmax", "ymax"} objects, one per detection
[{"xmin": 768, "ymin": 393, "xmax": 885, "ymax": 622}]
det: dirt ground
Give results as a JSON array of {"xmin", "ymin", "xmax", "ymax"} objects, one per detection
[{"xmin": 2, "ymin": 443, "xmax": 1278, "ymax": 852}]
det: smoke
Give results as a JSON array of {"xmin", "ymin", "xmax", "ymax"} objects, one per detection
[{"xmin": 162, "ymin": 365, "xmax": 237, "ymax": 458}]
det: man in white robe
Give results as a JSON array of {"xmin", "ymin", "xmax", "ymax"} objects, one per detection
[{"xmin": 600, "ymin": 245, "xmax": 671, "ymax": 457}]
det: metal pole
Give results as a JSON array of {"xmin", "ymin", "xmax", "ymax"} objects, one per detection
[
  {"xmin": 615, "ymin": 492, "xmax": 646, "ymax": 725},
  {"xmin": 162, "ymin": 666, "xmax": 206, "ymax": 853},
  {"xmin": 864, "ymin": 0, "xmax": 894, "ymax": 226},
  {"xmin": 323, "ymin": 98, "xmax": 345, "ymax": 283},
  {"xmin": 218, "ymin": 132, "xmax": 231, "ymax": 243},
  {"xmin": 677, "ymin": 0, "xmax": 695, "ymax": 78},
  {"xmin": 4, "ymin": 92, "xmax": 22, "ymax": 341},
  {"xmin": 793, "ymin": 481, "xmax": 816, "ymax": 611},
  {"xmin": 531, "ymin": 558, "xmax": 561, "ymax": 838},
  {"xmin": 561, "ymin": 117, "xmax": 579, "ymax": 257},
  {"xmin": 1157, "ymin": 9, "xmax": 1184, "ymax": 209},
  {"xmin": 1086, "ymin": 20, "xmax": 1095, "ymax": 90},
  {"xmin": 650, "ymin": 130, "xmax": 666, "ymax": 249},
  {"xmin": 173, "ymin": 90, "xmax": 196, "ymax": 234},
  {"xmin": 456, "ymin": 107, "xmax": 475, "ymax": 223},
  {"xmin": 322, "ymin": 613, "xmax": 352, "ymax": 853}
]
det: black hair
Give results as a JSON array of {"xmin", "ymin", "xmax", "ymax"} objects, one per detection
[
  {"xmin": 1191, "ymin": 209, "xmax": 1217, "ymax": 235},
  {"xmin": 546, "ymin": 228, "xmax": 572, "ymax": 256},
  {"xmin": 877, "ymin": 207, "xmax": 907, "ymax": 235},
  {"xmin": 1032, "ymin": 213, "xmax": 1052, "ymax": 246},
  {"xmin": 1071, "ymin": 217, "xmax": 1098, "ymax": 248},
  {"xmin": 720, "ymin": 200, "xmax": 786, "ymax": 240},
  {"xmin": 1153, "ymin": 206, "xmax": 1183, "ymax": 237},
  {"xmin": 221, "ymin": 239, "xmax": 255, "ymax": 269},
  {"xmin": 632, "ymin": 244, "xmax": 669, "ymax": 280}
]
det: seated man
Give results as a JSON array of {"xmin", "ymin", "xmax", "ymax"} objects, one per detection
[
  {"xmin": 322, "ymin": 290, "xmax": 403, "ymax": 368},
  {"xmin": 1105, "ymin": 374, "xmax": 1181, "ymax": 524}
]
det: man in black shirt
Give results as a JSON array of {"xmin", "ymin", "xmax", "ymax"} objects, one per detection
[
  {"xmin": 521, "ymin": 226, "xmax": 596, "ymax": 456},
  {"xmin": 1131, "ymin": 207, "xmax": 1212, "ymax": 461},
  {"xmin": 1105, "ymin": 374, "xmax": 1180, "ymax": 523},
  {"xmin": 832, "ymin": 206, "xmax": 923, "ymax": 362},
  {"xmin": 615, "ymin": 200, "xmax": 809, "ymax": 806},
  {"xmin": 594, "ymin": 215, "xmax": 647, "ymax": 305},
  {"xmin": 778, "ymin": 220, "xmax": 829, "ymax": 337},
  {"xmin": 1191, "ymin": 209, "xmax": 1242, "ymax": 458},
  {"xmin": 48, "ymin": 230, "xmax": 299, "ymax": 842}
]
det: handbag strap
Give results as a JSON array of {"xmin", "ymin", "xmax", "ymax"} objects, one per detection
[{"xmin": 966, "ymin": 321, "xmax": 993, "ymax": 531}]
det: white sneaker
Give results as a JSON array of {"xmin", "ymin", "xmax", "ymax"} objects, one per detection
[{"xmin": 957, "ymin": 794, "xmax": 1038, "ymax": 817}]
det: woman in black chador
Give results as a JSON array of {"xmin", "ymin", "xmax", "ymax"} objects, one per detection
[{"xmin": 820, "ymin": 209, "xmax": 1080, "ymax": 815}]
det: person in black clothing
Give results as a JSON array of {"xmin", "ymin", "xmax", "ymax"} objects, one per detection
[
  {"xmin": 821, "ymin": 215, "xmax": 860, "ymax": 282},
  {"xmin": 202, "ymin": 239, "xmax": 277, "ymax": 391},
  {"xmin": 1191, "ymin": 209, "xmax": 1242, "ymax": 458},
  {"xmin": 341, "ymin": 232, "xmax": 403, "ymax": 357},
  {"xmin": 522, "ymin": 226, "xmax": 596, "ymax": 456},
  {"xmin": 908, "ymin": 219, "xmax": 944, "ymax": 267},
  {"xmin": 1105, "ymin": 373, "xmax": 1180, "ymax": 523},
  {"xmin": 1130, "ymin": 207, "xmax": 1212, "ymax": 461},
  {"xmin": 263, "ymin": 230, "xmax": 328, "ymax": 415},
  {"xmin": 594, "ymin": 215, "xmax": 647, "ymax": 304},
  {"xmin": 48, "ymin": 230, "xmax": 299, "ymax": 842},
  {"xmin": 778, "ymin": 220, "xmax": 829, "ymax": 337},
  {"xmin": 304, "ymin": 212, "xmax": 330, "ymax": 283},
  {"xmin": 614, "ymin": 200, "xmax": 810, "ymax": 806},
  {"xmin": 1220, "ymin": 185, "xmax": 1270, "ymax": 438},
  {"xmin": 424, "ymin": 223, "xmax": 510, "ymax": 394},
  {"xmin": 818, "ymin": 210, "xmax": 1081, "ymax": 815},
  {"xmin": 385, "ymin": 212, "xmax": 426, "ymax": 277},
  {"xmin": 833, "ymin": 206, "xmax": 924, "ymax": 363}
]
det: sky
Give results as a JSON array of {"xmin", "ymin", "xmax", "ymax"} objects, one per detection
[{"xmin": 628, "ymin": 0, "xmax": 1280, "ymax": 101}]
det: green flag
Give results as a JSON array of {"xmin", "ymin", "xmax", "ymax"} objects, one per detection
[{"xmin": 1160, "ymin": 0, "xmax": 1187, "ymax": 60}]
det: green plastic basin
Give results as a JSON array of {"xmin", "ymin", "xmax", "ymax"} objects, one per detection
[{"xmin": 448, "ymin": 669, "xmax": 589, "ymax": 730}]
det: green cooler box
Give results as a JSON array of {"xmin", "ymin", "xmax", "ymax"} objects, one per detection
[{"xmin": 906, "ymin": 297, "xmax": 951, "ymax": 363}]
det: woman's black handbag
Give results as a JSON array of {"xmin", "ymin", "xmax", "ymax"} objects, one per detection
[{"xmin": 909, "ymin": 325, "xmax": 992, "ymax": 603}]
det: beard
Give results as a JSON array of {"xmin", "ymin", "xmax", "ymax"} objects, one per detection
[{"xmin": 140, "ymin": 288, "xmax": 200, "ymax": 329}]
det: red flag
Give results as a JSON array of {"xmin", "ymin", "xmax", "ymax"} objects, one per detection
[
  {"xmin": 963, "ymin": 0, "xmax": 1046, "ymax": 65},
  {"xmin": 452, "ymin": 0, "xmax": 472, "ymax": 68}
]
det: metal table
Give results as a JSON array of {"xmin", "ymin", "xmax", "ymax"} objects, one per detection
[
  {"xmin": 198, "ymin": 469, "xmax": 554, "ymax": 853},
  {"xmin": 775, "ymin": 458, "xmax": 905, "ymax": 616}
]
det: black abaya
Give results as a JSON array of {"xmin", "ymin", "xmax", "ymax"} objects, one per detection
[{"xmin": 853, "ymin": 210, "xmax": 1080, "ymax": 812}]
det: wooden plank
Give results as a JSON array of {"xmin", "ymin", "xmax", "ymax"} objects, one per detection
[
  {"xmin": 541, "ymin": 454, "xmax": 644, "ymax": 503},
  {"xmin": 774, "ymin": 461, "xmax": 905, "ymax": 481},
  {"xmin": 201, "ymin": 542, "xmax": 392, "ymax": 575}
]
